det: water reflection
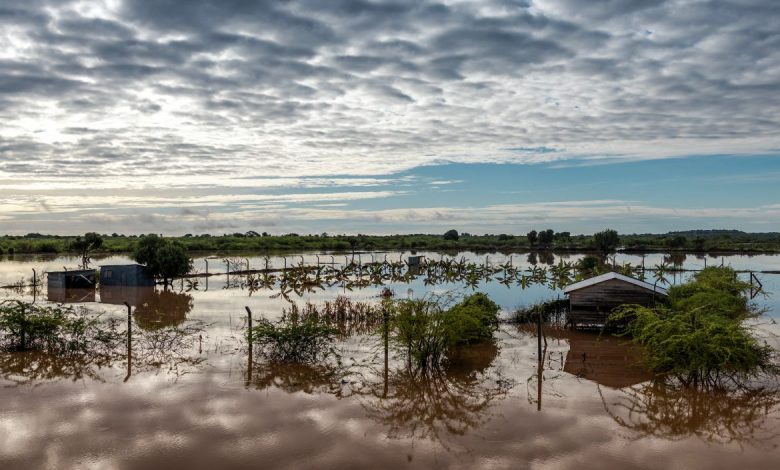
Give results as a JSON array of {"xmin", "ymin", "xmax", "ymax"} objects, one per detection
[
  {"xmin": 602, "ymin": 381, "xmax": 780, "ymax": 445},
  {"xmin": 47, "ymin": 286, "xmax": 95, "ymax": 303},
  {"xmin": 130, "ymin": 289, "xmax": 194, "ymax": 331},
  {"xmin": 245, "ymin": 337, "xmax": 515, "ymax": 450},
  {"xmin": 0, "ymin": 348, "xmax": 116, "ymax": 386},
  {"xmin": 361, "ymin": 343, "xmax": 514, "ymax": 449},
  {"xmin": 0, "ymin": 308, "xmax": 205, "ymax": 385},
  {"xmin": 561, "ymin": 330, "xmax": 650, "ymax": 389}
]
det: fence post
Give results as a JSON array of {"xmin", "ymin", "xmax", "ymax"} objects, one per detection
[
  {"xmin": 124, "ymin": 302, "xmax": 132, "ymax": 382},
  {"xmin": 245, "ymin": 306, "xmax": 253, "ymax": 383},
  {"xmin": 537, "ymin": 310, "xmax": 543, "ymax": 362}
]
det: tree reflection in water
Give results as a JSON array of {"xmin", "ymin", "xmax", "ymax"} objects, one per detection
[
  {"xmin": 601, "ymin": 380, "xmax": 780, "ymax": 446},
  {"xmin": 360, "ymin": 346, "xmax": 514, "ymax": 449},
  {"xmin": 0, "ymin": 344, "xmax": 119, "ymax": 386},
  {"xmin": 0, "ymin": 308, "xmax": 205, "ymax": 385},
  {"xmin": 245, "ymin": 338, "xmax": 516, "ymax": 450},
  {"xmin": 133, "ymin": 290, "xmax": 194, "ymax": 331}
]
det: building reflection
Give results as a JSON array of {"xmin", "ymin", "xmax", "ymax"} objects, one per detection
[
  {"xmin": 101, "ymin": 287, "xmax": 194, "ymax": 331},
  {"xmin": 47, "ymin": 286, "xmax": 96, "ymax": 304}
]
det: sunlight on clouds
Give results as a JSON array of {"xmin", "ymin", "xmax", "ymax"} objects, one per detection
[{"xmin": 0, "ymin": 0, "xmax": 779, "ymax": 233}]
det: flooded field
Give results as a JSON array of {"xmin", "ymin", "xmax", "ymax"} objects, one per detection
[{"xmin": 2, "ymin": 251, "xmax": 780, "ymax": 469}]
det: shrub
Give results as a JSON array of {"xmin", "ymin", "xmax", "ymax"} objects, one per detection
[
  {"xmin": 610, "ymin": 267, "xmax": 775, "ymax": 388},
  {"xmin": 391, "ymin": 298, "xmax": 450, "ymax": 369},
  {"xmin": 0, "ymin": 300, "xmax": 120, "ymax": 353},
  {"xmin": 390, "ymin": 293, "xmax": 501, "ymax": 370},
  {"xmin": 444, "ymin": 293, "xmax": 500, "ymax": 344},
  {"xmin": 249, "ymin": 312, "xmax": 338, "ymax": 363}
]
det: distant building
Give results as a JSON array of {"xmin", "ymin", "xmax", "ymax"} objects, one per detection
[
  {"xmin": 407, "ymin": 255, "xmax": 424, "ymax": 267},
  {"xmin": 100, "ymin": 264, "xmax": 155, "ymax": 287},
  {"xmin": 563, "ymin": 272, "xmax": 667, "ymax": 328},
  {"xmin": 47, "ymin": 269, "xmax": 96, "ymax": 289}
]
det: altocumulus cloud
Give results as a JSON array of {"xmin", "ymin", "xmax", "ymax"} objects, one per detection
[{"xmin": 0, "ymin": 0, "xmax": 779, "ymax": 234}]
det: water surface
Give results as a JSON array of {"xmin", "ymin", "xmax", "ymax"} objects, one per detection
[{"xmin": 1, "ymin": 251, "xmax": 779, "ymax": 469}]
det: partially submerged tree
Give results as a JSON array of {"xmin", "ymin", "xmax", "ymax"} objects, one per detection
[
  {"xmin": 70, "ymin": 232, "xmax": 103, "ymax": 268},
  {"xmin": 132, "ymin": 235, "xmax": 193, "ymax": 287},
  {"xmin": 610, "ymin": 267, "xmax": 775, "ymax": 388}
]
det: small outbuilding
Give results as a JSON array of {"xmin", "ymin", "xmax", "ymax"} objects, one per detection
[
  {"xmin": 47, "ymin": 269, "xmax": 96, "ymax": 289},
  {"xmin": 563, "ymin": 272, "xmax": 667, "ymax": 328},
  {"xmin": 407, "ymin": 255, "xmax": 425, "ymax": 267},
  {"xmin": 100, "ymin": 264, "xmax": 155, "ymax": 287}
]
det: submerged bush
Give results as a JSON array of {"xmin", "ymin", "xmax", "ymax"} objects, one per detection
[
  {"xmin": 390, "ymin": 292, "xmax": 501, "ymax": 370},
  {"xmin": 610, "ymin": 267, "xmax": 775, "ymax": 388},
  {"xmin": 0, "ymin": 300, "xmax": 120, "ymax": 354},
  {"xmin": 281, "ymin": 296, "xmax": 385, "ymax": 336},
  {"xmin": 249, "ymin": 312, "xmax": 338, "ymax": 363},
  {"xmin": 444, "ymin": 293, "xmax": 500, "ymax": 345},
  {"xmin": 391, "ymin": 298, "xmax": 451, "ymax": 369}
]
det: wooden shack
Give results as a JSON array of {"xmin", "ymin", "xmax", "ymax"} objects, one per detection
[
  {"xmin": 47, "ymin": 269, "xmax": 96, "ymax": 289},
  {"xmin": 100, "ymin": 264, "xmax": 155, "ymax": 287},
  {"xmin": 563, "ymin": 272, "xmax": 667, "ymax": 328}
]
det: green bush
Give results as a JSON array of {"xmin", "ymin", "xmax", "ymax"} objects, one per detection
[
  {"xmin": 444, "ymin": 293, "xmax": 500, "ymax": 344},
  {"xmin": 390, "ymin": 293, "xmax": 500, "ymax": 370},
  {"xmin": 610, "ymin": 267, "xmax": 775, "ymax": 388},
  {"xmin": 249, "ymin": 312, "xmax": 338, "ymax": 363},
  {"xmin": 0, "ymin": 300, "xmax": 119, "ymax": 353}
]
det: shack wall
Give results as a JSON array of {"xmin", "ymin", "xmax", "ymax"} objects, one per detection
[
  {"xmin": 100, "ymin": 265, "xmax": 155, "ymax": 287},
  {"xmin": 47, "ymin": 270, "xmax": 96, "ymax": 289},
  {"xmin": 568, "ymin": 279, "xmax": 660, "ymax": 327}
]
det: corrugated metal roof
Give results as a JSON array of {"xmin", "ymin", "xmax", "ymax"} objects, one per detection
[{"xmin": 563, "ymin": 271, "xmax": 668, "ymax": 295}]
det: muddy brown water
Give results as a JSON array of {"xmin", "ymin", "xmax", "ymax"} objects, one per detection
[{"xmin": 1, "ymin": 252, "xmax": 780, "ymax": 469}]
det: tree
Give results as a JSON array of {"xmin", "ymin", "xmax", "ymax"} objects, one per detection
[
  {"xmin": 537, "ymin": 229, "xmax": 555, "ymax": 247},
  {"xmin": 593, "ymin": 229, "xmax": 620, "ymax": 253},
  {"xmin": 70, "ymin": 232, "xmax": 103, "ymax": 268},
  {"xmin": 666, "ymin": 235, "xmax": 687, "ymax": 249},
  {"xmin": 526, "ymin": 230, "xmax": 538, "ymax": 246},
  {"xmin": 443, "ymin": 229, "xmax": 459, "ymax": 241},
  {"xmin": 132, "ymin": 235, "xmax": 193, "ymax": 287}
]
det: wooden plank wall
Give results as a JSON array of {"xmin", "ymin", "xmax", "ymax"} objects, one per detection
[{"xmin": 569, "ymin": 279, "xmax": 660, "ymax": 327}]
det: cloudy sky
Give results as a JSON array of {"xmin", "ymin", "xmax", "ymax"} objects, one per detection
[{"xmin": 1, "ymin": 0, "xmax": 779, "ymax": 235}]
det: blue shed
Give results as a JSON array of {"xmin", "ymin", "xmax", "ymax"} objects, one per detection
[{"xmin": 100, "ymin": 264, "xmax": 155, "ymax": 287}]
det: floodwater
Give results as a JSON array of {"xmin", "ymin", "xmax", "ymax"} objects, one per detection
[{"xmin": 1, "ymin": 251, "xmax": 780, "ymax": 469}]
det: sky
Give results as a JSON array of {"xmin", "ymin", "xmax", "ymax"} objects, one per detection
[{"xmin": 1, "ymin": 0, "xmax": 779, "ymax": 235}]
